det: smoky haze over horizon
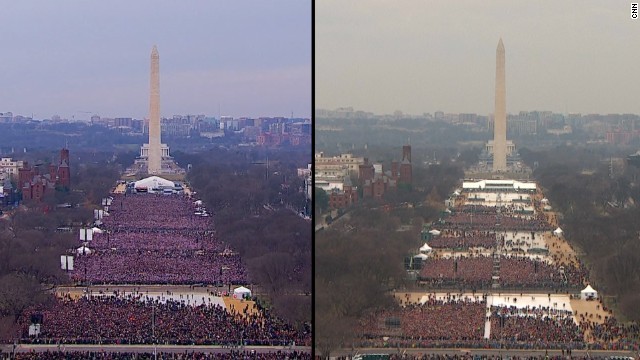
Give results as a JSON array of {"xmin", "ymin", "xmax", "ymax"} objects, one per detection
[{"xmin": 316, "ymin": 0, "xmax": 640, "ymax": 117}]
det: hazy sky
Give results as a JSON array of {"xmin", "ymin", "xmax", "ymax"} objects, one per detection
[
  {"xmin": 0, "ymin": 1, "xmax": 310, "ymax": 120},
  {"xmin": 316, "ymin": 1, "xmax": 640, "ymax": 116}
]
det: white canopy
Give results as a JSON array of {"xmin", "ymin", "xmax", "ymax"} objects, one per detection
[
  {"xmin": 553, "ymin": 227, "xmax": 563, "ymax": 236},
  {"xmin": 580, "ymin": 285, "xmax": 598, "ymax": 299},
  {"xmin": 76, "ymin": 246, "xmax": 92, "ymax": 255},
  {"xmin": 413, "ymin": 253, "xmax": 428, "ymax": 260},
  {"xmin": 419, "ymin": 243, "xmax": 432, "ymax": 253},
  {"xmin": 541, "ymin": 198, "xmax": 549, "ymax": 204},
  {"xmin": 135, "ymin": 176, "xmax": 175, "ymax": 190},
  {"xmin": 92, "ymin": 227, "xmax": 103, "ymax": 234},
  {"xmin": 233, "ymin": 286, "xmax": 252, "ymax": 299},
  {"xmin": 429, "ymin": 229, "xmax": 441, "ymax": 235}
]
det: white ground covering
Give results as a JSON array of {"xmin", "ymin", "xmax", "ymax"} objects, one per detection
[
  {"xmin": 86, "ymin": 290, "xmax": 226, "ymax": 308},
  {"xmin": 417, "ymin": 292, "xmax": 575, "ymax": 339}
]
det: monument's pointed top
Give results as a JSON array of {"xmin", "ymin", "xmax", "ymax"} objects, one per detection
[
  {"xmin": 152, "ymin": 45, "xmax": 158, "ymax": 54},
  {"xmin": 497, "ymin": 38, "xmax": 504, "ymax": 49}
]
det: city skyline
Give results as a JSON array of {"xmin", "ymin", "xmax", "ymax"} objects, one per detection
[
  {"xmin": 0, "ymin": 1, "xmax": 311, "ymax": 120},
  {"xmin": 316, "ymin": 1, "xmax": 640, "ymax": 116}
]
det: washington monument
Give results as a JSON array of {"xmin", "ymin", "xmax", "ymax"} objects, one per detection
[
  {"xmin": 493, "ymin": 38, "xmax": 507, "ymax": 172},
  {"xmin": 148, "ymin": 45, "xmax": 162, "ymax": 174}
]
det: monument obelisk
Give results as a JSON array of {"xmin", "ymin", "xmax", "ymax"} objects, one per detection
[
  {"xmin": 148, "ymin": 45, "xmax": 162, "ymax": 174},
  {"xmin": 492, "ymin": 38, "xmax": 507, "ymax": 172}
]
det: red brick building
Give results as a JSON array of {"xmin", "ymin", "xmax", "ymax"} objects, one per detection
[
  {"xmin": 328, "ymin": 177, "xmax": 358, "ymax": 210},
  {"xmin": 20, "ymin": 148, "xmax": 71, "ymax": 201},
  {"xmin": 360, "ymin": 144, "xmax": 412, "ymax": 199}
]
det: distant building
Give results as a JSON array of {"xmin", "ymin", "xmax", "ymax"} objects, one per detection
[
  {"xmin": 0, "ymin": 157, "xmax": 24, "ymax": 181},
  {"xmin": 399, "ymin": 145, "xmax": 412, "ymax": 185},
  {"xmin": 360, "ymin": 144, "xmax": 412, "ymax": 199},
  {"xmin": 20, "ymin": 148, "xmax": 71, "ymax": 201},
  {"xmin": 329, "ymin": 176, "xmax": 358, "ymax": 210},
  {"xmin": 316, "ymin": 152, "xmax": 364, "ymax": 178}
]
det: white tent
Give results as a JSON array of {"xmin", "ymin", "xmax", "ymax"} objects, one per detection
[
  {"xmin": 541, "ymin": 198, "xmax": 549, "ymax": 204},
  {"xmin": 92, "ymin": 227, "xmax": 104, "ymax": 234},
  {"xmin": 134, "ymin": 176, "xmax": 175, "ymax": 190},
  {"xmin": 233, "ymin": 286, "xmax": 252, "ymax": 299},
  {"xmin": 76, "ymin": 246, "xmax": 92, "ymax": 255},
  {"xmin": 413, "ymin": 253, "xmax": 428, "ymax": 260},
  {"xmin": 553, "ymin": 227, "xmax": 563, "ymax": 236},
  {"xmin": 419, "ymin": 243, "xmax": 432, "ymax": 253},
  {"xmin": 428, "ymin": 229, "xmax": 441, "ymax": 236},
  {"xmin": 580, "ymin": 285, "xmax": 598, "ymax": 300}
]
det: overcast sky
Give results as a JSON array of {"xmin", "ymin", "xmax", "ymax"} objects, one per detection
[
  {"xmin": 0, "ymin": 1, "xmax": 310, "ymax": 120},
  {"xmin": 316, "ymin": 1, "xmax": 640, "ymax": 116}
]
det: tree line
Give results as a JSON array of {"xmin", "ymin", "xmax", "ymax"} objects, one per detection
[
  {"xmin": 176, "ymin": 147, "xmax": 311, "ymax": 328},
  {"xmin": 521, "ymin": 145, "xmax": 640, "ymax": 321}
]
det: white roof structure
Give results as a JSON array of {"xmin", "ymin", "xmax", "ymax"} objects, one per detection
[
  {"xmin": 553, "ymin": 227, "xmax": 563, "ymax": 236},
  {"xmin": 413, "ymin": 253, "xmax": 429, "ymax": 260},
  {"xmin": 233, "ymin": 286, "xmax": 252, "ymax": 298},
  {"xmin": 428, "ymin": 229, "xmax": 441, "ymax": 235},
  {"xmin": 134, "ymin": 176, "xmax": 175, "ymax": 189},
  {"xmin": 419, "ymin": 243, "xmax": 432, "ymax": 253},
  {"xmin": 580, "ymin": 285, "xmax": 598, "ymax": 299},
  {"xmin": 92, "ymin": 227, "xmax": 103, "ymax": 234},
  {"xmin": 462, "ymin": 179, "xmax": 537, "ymax": 191},
  {"xmin": 76, "ymin": 246, "xmax": 92, "ymax": 255}
]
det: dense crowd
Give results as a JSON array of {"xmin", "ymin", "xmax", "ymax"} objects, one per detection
[
  {"xmin": 359, "ymin": 299, "xmax": 485, "ymax": 341},
  {"xmin": 90, "ymin": 231, "xmax": 224, "ymax": 251},
  {"xmin": 490, "ymin": 307, "xmax": 583, "ymax": 346},
  {"xmin": 18, "ymin": 296, "xmax": 311, "ymax": 346},
  {"xmin": 419, "ymin": 257, "xmax": 493, "ymax": 287},
  {"xmin": 103, "ymin": 194, "xmax": 210, "ymax": 231},
  {"xmin": 334, "ymin": 355, "xmax": 617, "ymax": 360},
  {"xmin": 418, "ymin": 255, "xmax": 583, "ymax": 289},
  {"xmin": 70, "ymin": 194, "xmax": 247, "ymax": 285},
  {"xmin": 443, "ymin": 213, "xmax": 551, "ymax": 232},
  {"xmin": 10, "ymin": 350, "xmax": 311, "ymax": 359},
  {"xmin": 71, "ymin": 250, "xmax": 246, "ymax": 285}
]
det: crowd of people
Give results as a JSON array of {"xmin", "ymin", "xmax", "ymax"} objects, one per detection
[
  {"xmin": 419, "ymin": 255, "xmax": 583, "ymax": 289},
  {"xmin": 18, "ymin": 295, "xmax": 311, "ymax": 346},
  {"xmin": 419, "ymin": 257, "xmax": 493, "ymax": 287},
  {"xmin": 498, "ymin": 258, "xmax": 580, "ymax": 288},
  {"xmin": 579, "ymin": 315, "xmax": 640, "ymax": 349},
  {"xmin": 91, "ymin": 231, "xmax": 223, "ymax": 251},
  {"xmin": 9, "ymin": 350, "xmax": 311, "ymax": 359},
  {"xmin": 489, "ymin": 306, "xmax": 583, "ymax": 346},
  {"xmin": 70, "ymin": 194, "xmax": 247, "ymax": 285},
  {"xmin": 443, "ymin": 213, "xmax": 551, "ymax": 232},
  {"xmin": 103, "ymin": 195, "xmax": 210, "ymax": 231},
  {"xmin": 359, "ymin": 299, "xmax": 485, "ymax": 342},
  {"xmin": 71, "ymin": 250, "xmax": 246, "ymax": 285},
  {"xmin": 429, "ymin": 234, "xmax": 497, "ymax": 249}
]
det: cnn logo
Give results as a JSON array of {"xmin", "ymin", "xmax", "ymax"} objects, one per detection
[{"xmin": 633, "ymin": 3, "xmax": 638, "ymax": 19}]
